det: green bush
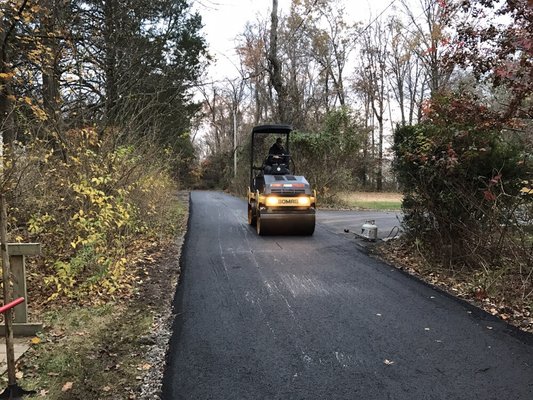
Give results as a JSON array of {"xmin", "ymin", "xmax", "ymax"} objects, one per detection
[
  {"xmin": 291, "ymin": 107, "xmax": 366, "ymax": 202},
  {"xmin": 392, "ymin": 93, "xmax": 531, "ymax": 268}
]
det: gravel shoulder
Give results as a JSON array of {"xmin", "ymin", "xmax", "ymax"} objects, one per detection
[{"xmin": 137, "ymin": 192, "xmax": 189, "ymax": 399}]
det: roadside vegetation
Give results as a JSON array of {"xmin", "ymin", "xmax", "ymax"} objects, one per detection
[
  {"xmin": 386, "ymin": 94, "xmax": 532, "ymax": 333},
  {"xmin": 0, "ymin": 0, "xmax": 531, "ymax": 398},
  {"xmin": 15, "ymin": 203, "xmax": 187, "ymax": 398},
  {"xmin": 384, "ymin": 1, "xmax": 532, "ymax": 331},
  {"xmin": 2, "ymin": 137, "xmax": 189, "ymax": 397},
  {"xmin": 19, "ymin": 304, "xmax": 152, "ymax": 398},
  {"xmin": 0, "ymin": 0, "xmax": 206, "ymax": 304},
  {"xmin": 0, "ymin": 0, "xmax": 203, "ymax": 398}
]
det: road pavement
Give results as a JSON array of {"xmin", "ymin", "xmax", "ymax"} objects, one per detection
[{"xmin": 162, "ymin": 191, "xmax": 533, "ymax": 400}]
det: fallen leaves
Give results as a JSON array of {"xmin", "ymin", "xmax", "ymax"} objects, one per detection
[
  {"xmin": 137, "ymin": 363, "xmax": 151, "ymax": 371},
  {"xmin": 11, "ymin": 221, "xmax": 186, "ymax": 400},
  {"xmin": 30, "ymin": 337, "xmax": 41, "ymax": 345},
  {"xmin": 475, "ymin": 288, "xmax": 488, "ymax": 301},
  {"xmin": 383, "ymin": 359, "xmax": 395, "ymax": 365},
  {"xmin": 62, "ymin": 381, "xmax": 73, "ymax": 392}
]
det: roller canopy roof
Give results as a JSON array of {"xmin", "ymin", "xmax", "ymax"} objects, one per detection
[{"xmin": 252, "ymin": 124, "xmax": 292, "ymax": 134}]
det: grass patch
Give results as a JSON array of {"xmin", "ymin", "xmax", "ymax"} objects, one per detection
[
  {"xmin": 337, "ymin": 192, "xmax": 403, "ymax": 210},
  {"xmin": 17, "ymin": 303, "xmax": 153, "ymax": 399}
]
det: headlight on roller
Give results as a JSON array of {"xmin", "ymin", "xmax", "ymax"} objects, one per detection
[
  {"xmin": 298, "ymin": 196, "xmax": 311, "ymax": 206},
  {"xmin": 266, "ymin": 196, "xmax": 278, "ymax": 207}
]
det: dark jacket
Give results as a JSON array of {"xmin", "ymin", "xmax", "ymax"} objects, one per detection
[
  {"xmin": 269, "ymin": 142, "xmax": 285, "ymax": 156},
  {"xmin": 266, "ymin": 141, "xmax": 288, "ymax": 167}
]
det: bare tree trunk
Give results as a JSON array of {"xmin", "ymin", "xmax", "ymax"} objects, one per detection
[
  {"xmin": 370, "ymin": 112, "xmax": 375, "ymax": 188},
  {"xmin": 254, "ymin": 80, "xmax": 261, "ymax": 125},
  {"xmin": 41, "ymin": 1, "xmax": 61, "ymax": 121},
  {"xmin": 0, "ymin": 29, "xmax": 13, "ymax": 147},
  {"xmin": 361, "ymin": 94, "xmax": 371, "ymax": 189},
  {"xmin": 0, "ymin": 59, "xmax": 15, "ymax": 146},
  {"xmin": 388, "ymin": 27, "xmax": 407, "ymax": 125},
  {"xmin": 377, "ymin": 114, "xmax": 384, "ymax": 192},
  {"xmin": 401, "ymin": 0, "xmax": 456, "ymax": 97},
  {"xmin": 364, "ymin": 24, "xmax": 387, "ymax": 191},
  {"xmin": 211, "ymin": 89, "xmax": 220, "ymax": 154},
  {"xmin": 41, "ymin": 0, "xmax": 68, "ymax": 161},
  {"xmin": 324, "ymin": 71, "xmax": 330, "ymax": 113},
  {"xmin": 0, "ymin": 1, "xmax": 29, "ymax": 148},
  {"xmin": 104, "ymin": 0, "xmax": 117, "ymax": 129},
  {"xmin": 268, "ymin": 0, "xmax": 289, "ymax": 123},
  {"xmin": 0, "ymin": 6, "xmax": 22, "ymax": 375},
  {"xmin": 370, "ymin": 91, "xmax": 384, "ymax": 192},
  {"xmin": 330, "ymin": 41, "xmax": 346, "ymax": 107}
]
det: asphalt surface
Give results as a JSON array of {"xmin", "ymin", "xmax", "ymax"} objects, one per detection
[{"xmin": 162, "ymin": 191, "xmax": 533, "ymax": 400}]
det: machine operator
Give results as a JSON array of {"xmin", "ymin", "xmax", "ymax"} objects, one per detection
[{"xmin": 267, "ymin": 137, "xmax": 288, "ymax": 166}]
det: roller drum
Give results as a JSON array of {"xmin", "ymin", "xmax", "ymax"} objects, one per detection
[{"xmin": 256, "ymin": 211, "xmax": 315, "ymax": 236}]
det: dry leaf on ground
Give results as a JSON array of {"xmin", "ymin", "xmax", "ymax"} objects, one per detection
[{"xmin": 62, "ymin": 382, "xmax": 73, "ymax": 392}]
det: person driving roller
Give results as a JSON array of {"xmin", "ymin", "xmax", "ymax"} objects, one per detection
[
  {"xmin": 267, "ymin": 137, "xmax": 287, "ymax": 165},
  {"xmin": 265, "ymin": 137, "xmax": 289, "ymax": 174}
]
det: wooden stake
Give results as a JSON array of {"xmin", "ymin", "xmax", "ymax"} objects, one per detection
[{"xmin": 0, "ymin": 193, "xmax": 16, "ymax": 386}]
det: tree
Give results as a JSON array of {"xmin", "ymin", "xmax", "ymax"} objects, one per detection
[
  {"xmin": 267, "ymin": 0, "xmax": 289, "ymax": 123},
  {"xmin": 0, "ymin": 0, "xmax": 209, "ymax": 305},
  {"xmin": 237, "ymin": 21, "xmax": 272, "ymax": 124},
  {"xmin": 393, "ymin": 93, "xmax": 528, "ymax": 267},
  {"xmin": 307, "ymin": 0, "xmax": 356, "ymax": 109},
  {"xmin": 448, "ymin": 0, "xmax": 532, "ymax": 120},
  {"xmin": 357, "ymin": 21, "xmax": 389, "ymax": 191},
  {"xmin": 386, "ymin": 16, "xmax": 428, "ymax": 125},
  {"xmin": 0, "ymin": 3, "xmax": 36, "ymax": 389},
  {"xmin": 0, "ymin": 0, "xmax": 30, "ymax": 147},
  {"xmin": 292, "ymin": 107, "xmax": 365, "ymax": 198},
  {"xmin": 400, "ymin": 0, "xmax": 457, "ymax": 96}
]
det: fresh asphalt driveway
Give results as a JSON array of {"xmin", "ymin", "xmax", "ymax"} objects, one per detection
[{"xmin": 162, "ymin": 191, "xmax": 533, "ymax": 400}]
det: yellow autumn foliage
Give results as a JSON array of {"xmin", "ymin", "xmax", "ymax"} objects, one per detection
[{"xmin": 9, "ymin": 132, "xmax": 182, "ymax": 303}]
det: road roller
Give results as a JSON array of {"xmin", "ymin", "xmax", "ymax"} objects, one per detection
[{"xmin": 247, "ymin": 124, "xmax": 316, "ymax": 235}]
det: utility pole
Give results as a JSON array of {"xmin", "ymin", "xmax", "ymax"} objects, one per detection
[{"xmin": 233, "ymin": 108, "xmax": 237, "ymax": 178}]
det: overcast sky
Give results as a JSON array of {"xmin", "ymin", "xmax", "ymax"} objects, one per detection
[{"xmin": 194, "ymin": 0, "xmax": 399, "ymax": 82}]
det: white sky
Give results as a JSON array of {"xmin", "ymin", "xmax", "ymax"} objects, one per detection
[{"xmin": 194, "ymin": 0, "xmax": 400, "ymax": 82}]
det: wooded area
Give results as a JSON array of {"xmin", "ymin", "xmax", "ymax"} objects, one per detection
[
  {"xmin": 199, "ymin": 0, "xmax": 458, "ymax": 193},
  {"xmin": 0, "ymin": 0, "xmax": 531, "ymax": 312},
  {"xmin": 0, "ymin": 0, "xmax": 208, "ymax": 302}
]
